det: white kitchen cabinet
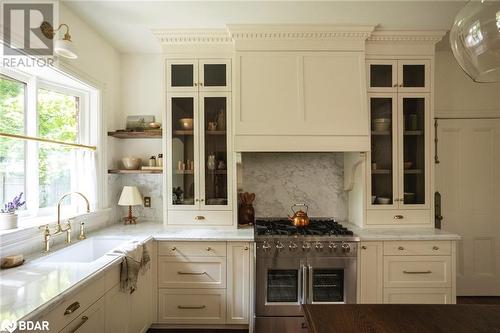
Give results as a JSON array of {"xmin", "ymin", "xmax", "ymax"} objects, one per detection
[
  {"xmin": 167, "ymin": 59, "xmax": 231, "ymax": 92},
  {"xmin": 130, "ymin": 260, "xmax": 153, "ymax": 333},
  {"xmin": 234, "ymin": 51, "xmax": 369, "ymax": 151},
  {"xmin": 383, "ymin": 288, "xmax": 452, "ymax": 304},
  {"xmin": 358, "ymin": 242, "xmax": 383, "ymax": 303},
  {"xmin": 367, "ymin": 59, "xmax": 430, "ymax": 93},
  {"xmin": 367, "ymin": 89, "xmax": 431, "ymax": 225},
  {"xmin": 60, "ymin": 298, "xmax": 105, "ymax": 333},
  {"xmin": 166, "ymin": 79, "xmax": 233, "ymax": 225},
  {"xmin": 226, "ymin": 242, "xmax": 251, "ymax": 324},
  {"xmin": 104, "ymin": 284, "xmax": 130, "ymax": 333}
]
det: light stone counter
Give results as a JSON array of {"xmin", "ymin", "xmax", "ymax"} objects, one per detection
[
  {"xmin": 0, "ymin": 222, "xmax": 254, "ymax": 324},
  {"xmin": 346, "ymin": 224, "xmax": 461, "ymax": 241}
]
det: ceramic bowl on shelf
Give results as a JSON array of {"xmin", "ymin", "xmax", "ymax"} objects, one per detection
[
  {"xmin": 372, "ymin": 118, "xmax": 391, "ymax": 132},
  {"xmin": 179, "ymin": 118, "xmax": 194, "ymax": 130},
  {"xmin": 377, "ymin": 197, "xmax": 391, "ymax": 204},
  {"xmin": 122, "ymin": 157, "xmax": 142, "ymax": 170},
  {"xmin": 148, "ymin": 122, "xmax": 161, "ymax": 129}
]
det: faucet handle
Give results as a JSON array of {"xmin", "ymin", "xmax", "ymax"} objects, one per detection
[
  {"xmin": 78, "ymin": 222, "xmax": 86, "ymax": 240},
  {"xmin": 39, "ymin": 224, "xmax": 50, "ymax": 234}
]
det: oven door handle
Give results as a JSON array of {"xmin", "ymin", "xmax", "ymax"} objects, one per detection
[
  {"xmin": 301, "ymin": 265, "xmax": 307, "ymax": 304},
  {"xmin": 308, "ymin": 265, "xmax": 313, "ymax": 304}
]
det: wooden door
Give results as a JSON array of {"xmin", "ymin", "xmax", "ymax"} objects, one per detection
[{"xmin": 436, "ymin": 118, "xmax": 500, "ymax": 295}]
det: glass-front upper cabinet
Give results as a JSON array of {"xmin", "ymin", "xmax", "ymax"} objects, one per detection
[
  {"xmin": 399, "ymin": 95, "xmax": 429, "ymax": 208},
  {"xmin": 169, "ymin": 95, "xmax": 198, "ymax": 207},
  {"xmin": 368, "ymin": 93, "xmax": 429, "ymax": 209},
  {"xmin": 167, "ymin": 59, "xmax": 231, "ymax": 92},
  {"xmin": 367, "ymin": 60, "xmax": 430, "ymax": 93},
  {"xmin": 200, "ymin": 94, "xmax": 229, "ymax": 208},
  {"xmin": 369, "ymin": 94, "xmax": 397, "ymax": 208}
]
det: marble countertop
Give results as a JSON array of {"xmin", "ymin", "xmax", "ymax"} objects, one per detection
[{"xmin": 346, "ymin": 224, "xmax": 461, "ymax": 241}]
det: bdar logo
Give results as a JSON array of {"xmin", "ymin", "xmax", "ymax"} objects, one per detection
[{"xmin": 0, "ymin": 320, "xmax": 17, "ymax": 333}]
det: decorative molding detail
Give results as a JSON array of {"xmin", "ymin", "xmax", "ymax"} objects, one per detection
[
  {"xmin": 368, "ymin": 30, "xmax": 447, "ymax": 44},
  {"xmin": 152, "ymin": 29, "xmax": 232, "ymax": 44},
  {"xmin": 228, "ymin": 24, "xmax": 375, "ymax": 41}
]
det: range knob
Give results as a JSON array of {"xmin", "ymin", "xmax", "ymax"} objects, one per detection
[
  {"xmin": 262, "ymin": 241, "xmax": 271, "ymax": 252},
  {"xmin": 276, "ymin": 241, "xmax": 284, "ymax": 250},
  {"xmin": 315, "ymin": 242, "xmax": 324, "ymax": 250},
  {"xmin": 328, "ymin": 242, "xmax": 338, "ymax": 251},
  {"xmin": 302, "ymin": 242, "xmax": 311, "ymax": 251},
  {"xmin": 342, "ymin": 243, "xmax": 351, "ymax": 253},
  {"xmin": 289, "ymin": 242, "xmax": 298, "ymax": 251}
]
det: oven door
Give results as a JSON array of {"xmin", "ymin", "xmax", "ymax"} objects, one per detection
[
  {"xmin": 306, "ymin": 256, "xmax": 357, "ymax": 304},
  {"xmin": 256, "ymin": 257, "xmax": 306, "ymax": 317}
]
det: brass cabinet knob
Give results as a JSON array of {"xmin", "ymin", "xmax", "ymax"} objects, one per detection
[
  {"xmin": 194, "ymin": 83, "xmax": 198, "ymax": 86},
  {"xmin": 398, "ymin": 246, "xmax": 405, "ymax": 251},
  {"xmin": 393, "ymin": 84, "xmax": 398, "ymax": 87},
  {"xmin": 243, "ymin": 246, "xmax": 249, "ymax": 251},
  {"xmin": 361, "ymin": 246, "xmax": 367, "ymax": 250},
  {"xmin": 394, "ymin": 215, "xmax": 404, "ymax": 220},
  {"xmin": 195, "ymin": 216, "xmax": 205, "ymax": 221},
  {"xmin": 206, "ymin": 246, "xmax": 212, "ymax": 251},
  {"xmin": 171, "ymin": 247, "xmax": 177, "ymax": 251},
  {"xmin": 200, "ymin": 82, "xmax": 204, "ymax": 86},
  {"xmin": 433, "ymin": 246, "xmax": 439, "ymax": 250}
]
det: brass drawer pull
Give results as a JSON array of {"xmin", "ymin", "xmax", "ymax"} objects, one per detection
[
  {"xmin": 403, "ymin": 270, "xmax": 432, "ymax": 274},
  {"xmin": 433, "ymin": 246, "xmax": 440, "ymax": 250},
  {"xmin": 64, "ymin": 301, "xmax": 80, "ymax": 315},
  {"xmin": 394, "ymin": 215, "xmax": 404, "ymax": 220},
  {"xmin": 195, "ymin": 215, "xmax": 205, "ymax": 220},
  {"xmin": 206, "ymin": 246, "xmax": 212, "ymax": 251},
  {"xmin": 178, "ymin": 305, "xmax": 206, "ymax": 309},
  {"xmin": 244, "ymin": 246, "xmax": 249, "ymax": 250},
  {"xmin": 177, "ymin": 271, "xmax": 206, "ymax": 275},
  {"xmin": 171, "ymin": 247, "xmax": 177, "ymax": 251},
  {"xmin": 68, "ymin": 316, "xmax": 88, "ymax": 333},
  {"xmin": 398, "ymin": 246, "xmax": 405, "ymax": 251},
  {"xmin": 361, "ymin": 246, "xmax": 367, "ymax": 250}
]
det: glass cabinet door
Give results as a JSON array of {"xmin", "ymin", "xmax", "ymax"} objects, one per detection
[
  {"xmin": 199, "ymin": 60, "xmax": 231, "ymax": 91},
  {"xmin": 167, "ymin": 61, "xmax": 198, "ymax": 91},
  {"xmin": 170, "ymin": 96, "xmax": 198, "ymax": 207},
  {"xmin": 369, "ymin": 95, "xmax": 397, "ymax": 207},
  {"xmin": 367, "ymin": 61, "xmax": 397, "ymax": 92},
  {"xmin": 400, "ymin": 95, "xmax": 428, "ymax": 207},
  {"xmin": 200, "ymin": 94, "xmax": 229, "ymax": 207},
  {"xmin": 398, "ymin": 60, "xmax": 430, "ymax": 92}
]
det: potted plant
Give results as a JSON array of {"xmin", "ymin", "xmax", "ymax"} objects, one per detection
[{"xmin": 0, "ymin": 193, "xmax": 25, "ymax": 230}]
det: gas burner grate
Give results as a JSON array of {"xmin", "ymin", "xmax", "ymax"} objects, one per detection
[{"xmin": 255, "ymin": 218, "xmax": 354, "ymax": 236}]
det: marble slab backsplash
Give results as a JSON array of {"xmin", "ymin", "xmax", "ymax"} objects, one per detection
[
  {"xmin": 241, "ymin": 153, "xmax": 347, "ymax": 220},
  {"xmin": 108, "ymin": 174, "xmax": 163, "ymax": 223}
]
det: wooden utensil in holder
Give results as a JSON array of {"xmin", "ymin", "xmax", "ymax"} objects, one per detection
[{"xmin": 238, "ymin": 192, "xmax": 255, "ymax": 226}]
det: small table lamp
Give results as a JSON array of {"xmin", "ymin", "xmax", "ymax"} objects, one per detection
[{"xmin": 118, "ymin": 186, "xmax": 143, "ymax": 224}]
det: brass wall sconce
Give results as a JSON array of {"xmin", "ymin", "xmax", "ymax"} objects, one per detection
[{"xmin": 40, "ymin": 21, "xmax": 78, "ymax": 59}]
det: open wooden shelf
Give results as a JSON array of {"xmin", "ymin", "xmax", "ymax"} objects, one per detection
[
  {"xmin": 108, "ymin": 169, "xmax": 163, "ymax": 174},
  {"xmin": 173, "ymin": 130, "xmax": 193, "ymax": 136},
  {"xmin": 108, "ymin": 130, "xmax": 162, "ymax": 139},
  {"xmin": 372, "ymin": 169, "xmax": 391, "ymax": 175},
  {"xmin": 174, "ymin": 170, "xmax": 194, "ymax": 175}
]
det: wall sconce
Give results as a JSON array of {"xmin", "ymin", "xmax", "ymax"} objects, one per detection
[{"xmin": 40, "ymin": 21, "xmax": 78, "ymax": 59}]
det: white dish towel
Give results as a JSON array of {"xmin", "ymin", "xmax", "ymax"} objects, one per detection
[{"xmin": 113, "ymin": 241, "xmax": 151, "ymax": 294}]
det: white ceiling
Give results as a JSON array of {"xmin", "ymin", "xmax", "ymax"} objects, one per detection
[{"xmin": 62, "ymin": 1, "xmax": 467, "ymax": 53}]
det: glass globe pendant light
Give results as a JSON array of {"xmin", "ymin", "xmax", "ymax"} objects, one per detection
[{"xmin": 450, "ymin": 0, "xmax": 500, "ymax": 82}]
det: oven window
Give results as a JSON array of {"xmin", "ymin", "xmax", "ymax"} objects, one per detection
[
  {"xmin": 312, "ymin": 269, "xmax": 344, "ymax": 302},
  {"xmin": 267, "ymin": 270, "xmax": 299, "ymax": 303}
]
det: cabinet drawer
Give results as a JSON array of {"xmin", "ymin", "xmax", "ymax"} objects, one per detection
[
  {"xmin": 38, "ymin": 275, "xmax": 105, "ymax": 333},
  {"xmin": 158, "ymin": 289, "xmax": 226, "ymax": 324},
  {"xmin": 384, "ymin": 241, "xmax": 451, "ymax": 256},
  {"xmin": 168, "ymin": 210, "xmax": 233, "ymax": 226},
  {"xmin": 384, "ymin": 288, "xmax": 453, "ymax": 304},
  {"xmin": 158, "ymin": 241, "xmax": 226, "ymax": 257},
  {"xmin": 158, "ymin": 256, "xmax": 226, "ymax": 289},
  {"xmin": 384, "ymin": 256, "xmax": 451, "ymax": 288},
  {"xmin": 366, "ymin": 209, "xmax": 431, "ymax": 225}
]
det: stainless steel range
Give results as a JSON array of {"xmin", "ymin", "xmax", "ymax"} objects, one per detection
[{"xmin": 254, "ymin": 218, "xmax": 359, "ymax": 333}]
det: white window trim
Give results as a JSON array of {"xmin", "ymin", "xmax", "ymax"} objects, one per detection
[{"xmin": 0, "ymin": 66, "xmax": 101, "ymax": 227}]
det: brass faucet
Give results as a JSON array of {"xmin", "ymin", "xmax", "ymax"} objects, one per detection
[{"xmin": 40, "ymin": 192, "xmax": 91, "ymax": 252}]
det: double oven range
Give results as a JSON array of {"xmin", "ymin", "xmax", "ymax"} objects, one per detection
[{"xmin": 254, "ymin": 218, "xmax": 359, "ymax": 333}]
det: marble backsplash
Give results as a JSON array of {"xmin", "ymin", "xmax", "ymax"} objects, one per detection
[
  {"xmin": 108, "ymin": 174, "xmax": 163, "ymax": 223},
  {"xmin": 241, "ymin": 153, "xmax": 347, "ymax": 220}
]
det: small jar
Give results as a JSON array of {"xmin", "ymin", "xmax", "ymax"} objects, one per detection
[
  {"xmin": 149, "ymin": 156, "xmax": 156, "ymax": 167},
  {"xmin": 157, "ymin": 154, "xmax": 163, "ymax": 167}
]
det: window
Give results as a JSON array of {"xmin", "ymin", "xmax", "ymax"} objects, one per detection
[{"xmin": 0, "ymin": 69, "xmax": 98, "ymax": 227}]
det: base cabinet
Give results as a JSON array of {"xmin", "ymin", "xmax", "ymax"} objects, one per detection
[
  {"xmin": 358, "ymin": 240, "xmax": 456, "ymax": 304},
  {"xmin": 226, "ymin": 242, "xmax": 251, "ymax": 323},
  {"xmin": 61, "ymin": 298, "xmax": 105, "ymax": 333}
]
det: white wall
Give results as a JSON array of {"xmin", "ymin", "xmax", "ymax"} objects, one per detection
[{"xmin": 435, "ymin": 50, "xmax": 500, "ymax": 117}]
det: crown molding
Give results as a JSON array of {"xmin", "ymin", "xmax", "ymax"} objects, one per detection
[
  {"xmin": 368, "ymin": 30, "xmax": 447, "ymax": 44},
  {"xmin": 227, "ymin": 24, "xmax": 375, "ymax": 41},
  {"xmin": 152, "ymin": 29, "xmax": 232, "ymax": 45}
]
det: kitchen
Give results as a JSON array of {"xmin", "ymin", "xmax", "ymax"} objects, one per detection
[{"xmin": 1, "ymin": 1, "xmax": 500, "ymax": 333}]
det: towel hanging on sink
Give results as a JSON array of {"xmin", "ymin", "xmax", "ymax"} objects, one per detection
[{"xmin": 113, "ymin": 241, "xmax": 151, "ymax": 294}]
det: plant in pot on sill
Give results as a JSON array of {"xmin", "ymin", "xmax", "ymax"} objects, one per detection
[{"xmin": 0, "ymin": 193, "xmax": 25, "ymax": 230}]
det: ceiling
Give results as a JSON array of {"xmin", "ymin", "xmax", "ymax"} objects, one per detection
[{"xmin": 62, "ymin": 1, "xmax": 467, "ymax": 53}]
